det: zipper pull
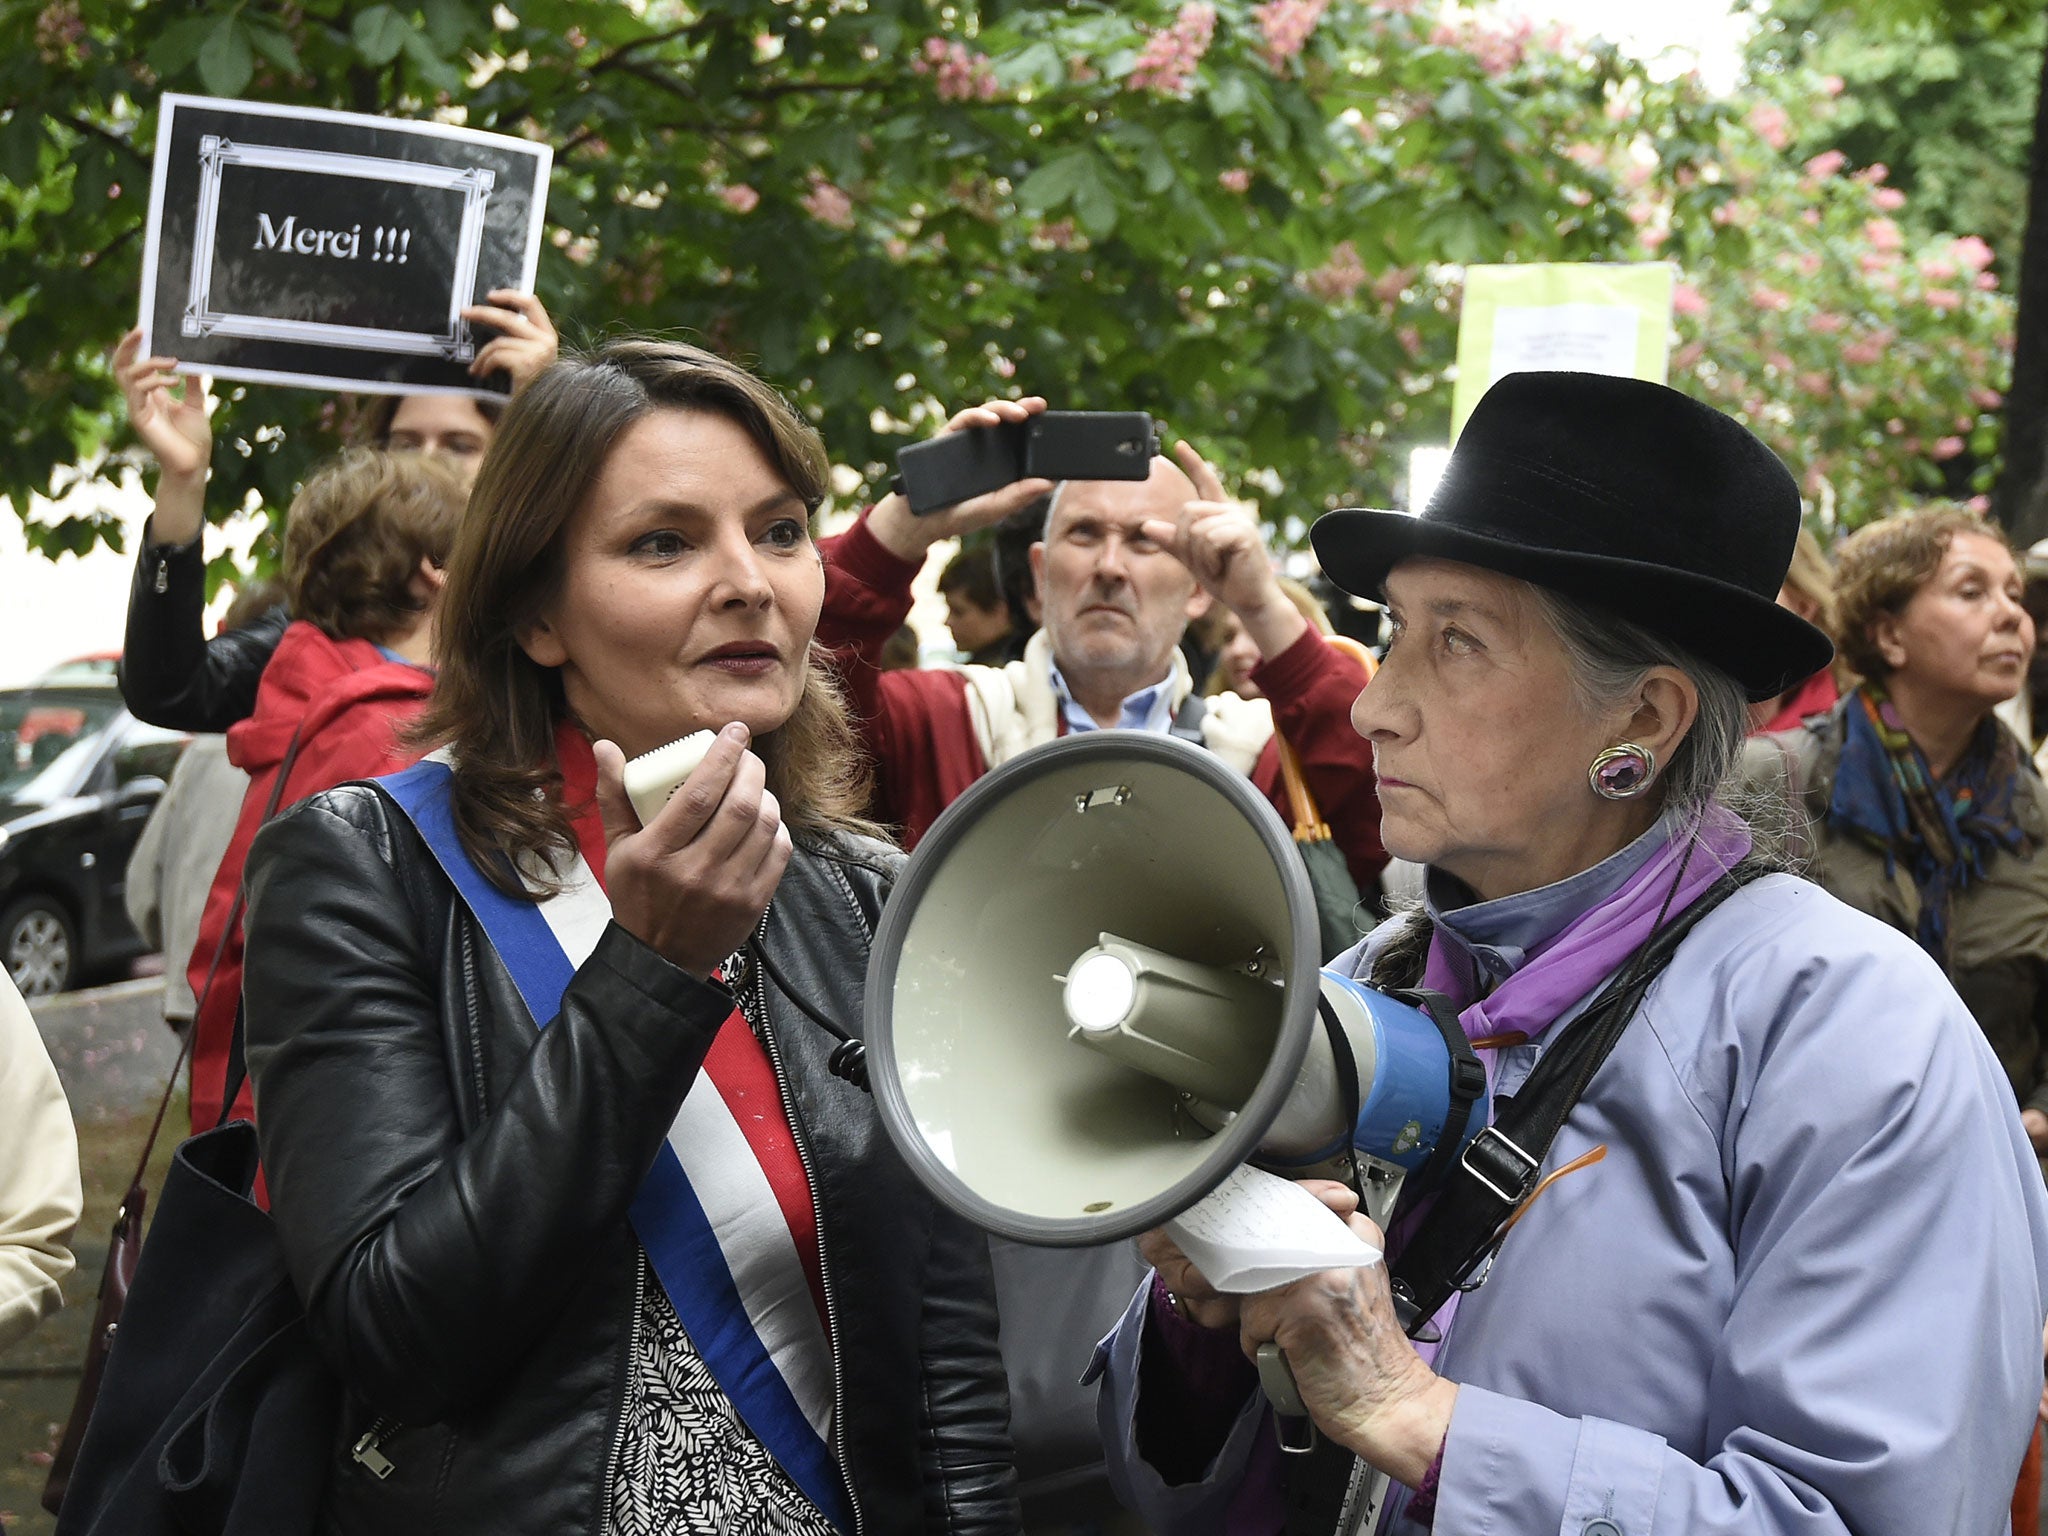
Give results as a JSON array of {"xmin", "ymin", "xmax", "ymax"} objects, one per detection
[
  {"xmin": 350, "ymin": 1425, "xmax": 395, "ymax": 1479},
  {"xmin": 152, "ymin": 558, "xmax": 168, "ymax": 595}
]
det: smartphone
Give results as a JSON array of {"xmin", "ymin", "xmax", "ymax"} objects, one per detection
[{"xmin": 894, "ymin": 411, "xmax": 1158, "ymax": 515}]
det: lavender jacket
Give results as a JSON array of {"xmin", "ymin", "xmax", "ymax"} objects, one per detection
[{"xmin": 1091, "ymin": 844, "xmax": 2048, "ymax": 1536}]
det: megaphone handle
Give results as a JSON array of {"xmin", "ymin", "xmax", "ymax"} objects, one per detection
[{"xmin": 1254, "ymin": 1343, "xmax": 1318, "ymax": 1453}]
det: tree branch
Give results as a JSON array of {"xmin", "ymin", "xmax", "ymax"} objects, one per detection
[
  {"xmin": 54, "ymin": 113, "xmax": 148, "ymax": 166},
  {"xmin": 589, "ymin": 17, "xmax": 717, "ymax": 74}
]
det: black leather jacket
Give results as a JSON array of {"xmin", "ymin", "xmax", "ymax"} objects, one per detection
[
  {"xmin": 241, "ymin": 783, "xmax": 1020, "ymax": 1536},
  {"xmin": 120, "ymin": 523, "xmax": 285, "ymax": 732}
]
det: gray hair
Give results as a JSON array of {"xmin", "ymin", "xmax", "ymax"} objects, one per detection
[
  {"xmin": 1526, "ymin": 586, "xmax": 1750, "ymax": 816},
  {"xmin": 1041, "ymin": 481, "xmax": 1069, "ymax": 541}
]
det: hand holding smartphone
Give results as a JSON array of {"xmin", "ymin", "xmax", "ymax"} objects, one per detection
[{"xmin": 893, "ymin": 411, "xmax": 1158, "ymax": 515}]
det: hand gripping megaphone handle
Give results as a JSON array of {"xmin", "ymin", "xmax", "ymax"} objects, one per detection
[{"xmin": 1254, "ymin": 1343, "xmax": 1318, "ymax": 1453}]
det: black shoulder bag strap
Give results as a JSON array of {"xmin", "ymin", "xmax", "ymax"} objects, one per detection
[
  {"xmin": 1385, "ymin": 859, "xmax": 1767, "ymax": 1337},
  {"xmin": 1168, "ymin": 688, "xmax": 1208, "ymax": 743}
]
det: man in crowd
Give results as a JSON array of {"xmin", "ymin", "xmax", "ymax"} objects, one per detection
[{"xmin": 817, "ymin": 395, "xmax": 1383, "ymax": 1529}]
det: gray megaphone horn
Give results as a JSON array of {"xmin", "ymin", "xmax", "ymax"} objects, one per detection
[{"xmin": 864, "ymin": 733, "xmax": 1486, "ymax": 1426}]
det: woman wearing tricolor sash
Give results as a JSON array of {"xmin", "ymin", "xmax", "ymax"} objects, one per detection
[{"xmin": 238, "ymin": 339, "xmax": 1021, "ymax": 1536}]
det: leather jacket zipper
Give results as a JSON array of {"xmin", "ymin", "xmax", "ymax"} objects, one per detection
[
  {"xmin": 745, "ymin": 950, "xmax": 861, "ymax": 1536},
  {"xmin": 350, "ymin": 1417, "xmax": 398, "ymax": 1479},
  {"xmin": 596, "ymin": 1248, "xmax": 649, "ymax": 1529}
]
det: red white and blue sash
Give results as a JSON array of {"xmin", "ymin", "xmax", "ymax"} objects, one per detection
[{"xmin": 377, "ymin": 751, "xmax": 850, "ymax": 1530}]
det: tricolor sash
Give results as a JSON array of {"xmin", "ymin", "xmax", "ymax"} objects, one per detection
[{"xmin": 377, "ymin": 755, "xmax": 850, "ymax": 1530}]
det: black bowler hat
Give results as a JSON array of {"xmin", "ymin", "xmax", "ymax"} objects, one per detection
[{"xmin": 1311, "ymin": 372, "xmax": 1834, "ymax": 701}]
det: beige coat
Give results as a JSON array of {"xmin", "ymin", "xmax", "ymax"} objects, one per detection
[
  {"xmin": 1749, "ymin": 703, "xmax": 2048, "ymax": 1118},
  {"xmin": 0, "ymin": 972, "xmax": 81, "ymax": 1352}
]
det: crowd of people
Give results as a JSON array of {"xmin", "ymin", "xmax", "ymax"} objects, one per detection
[{"xmin": 4, "ymin": 291, "xmax": 2048, "ymax": 1536}]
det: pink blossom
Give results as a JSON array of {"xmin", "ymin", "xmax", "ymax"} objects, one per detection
[
  {"xmin": 1978, "ymin": 271, "xmax": 2000, "ymax": 291},
  {"xmin": 1672, "ymin": 283, "xmax": 1709, "ymax": 317},
  {"xmin": 1803, "ymin": 149, "xmax": 1847, "ymax": 180},
  {"xmin": 1564, "ymin": 142, "xmax": 1604, "ymax": 168},
  {"xmin": 1807, "ymin": 312, "xmax": 1845, "ymax": 335},
  {"xmin": 1842, "ymin": 339, "xmax": 1885, "ymax": 367},
  {"xmin": 1671, "ymin": 341, "xmax": 1706, "ymax": 371},
  {"xmin": 1871, "ymin": 186, "xmax": 1906, "ymax": 212},
  {"xmin": 1863, "ymin": 217, "xmax": 1903, "ymax": 252},
  {"xmin": 1974, "ymin": 387, "xmax": 2005, "ymax": 410},
  {"xmin": 1371, "ymin": 267, "xmax": 1412, "ymax": 306},
  {"xmin": 1750, "ymin": 285, "xmax": 1792, "ymax": 312},
  {"xmin": 1801, "ymin": 208, "xmax": 1821, "ymax": 227},
  {"xmin": 1640, "ymin": 226, "xmax": 1668, "ymax": 251},
  {"xmin": 1918, "ymin": 256, "xmax": 1958, "ymax": 282},
  {"xmin": 1625, "ymin": 202, "xmax": 1655, "ymax": 226},
  {"xmin": 1932, "ymin": 436, "xmax": 1966, "ymax": 461},
  {"xmin": 1129, "ymin": 3, "xmax": 1216, "ymax": 96},
  {"xmin": 1217, "ymin": 168, "xmax": 1252, "ymax": 193},
  {"xmin": 1253, "ymin": 0, "xmax": 1329, "ymax": 70},
  {"xmin": 1820, "ymin": 74, "xmax": 1845, "ymax": 97},
  {"xmin": 1797, "ymin": 372, "xmax": 1833, "ymax": 398},
  {"xmin": 1855, "ymin": 163, "xmax": 1890, "ymax": 184},
  {"xmin": 1924, "ymin": 288, "xmax": 1962, "ymax": 312},
  {"xmin": 1302, "ymin": 239, "xmax": 1366, "ymax": 303},
  {"xmin": 1747, "ymin": 101, "xmax": 1791, "ymax": 151},
  {"xmin": 1396, "ymin": 324, "xmax": 1424, "ymax": 360},
  {"xmin": 1795, "ymin": 251, "xmax": 1822, "ymax": 276},
  {"xmin": 1305, "ymin": 244, "xmax": 1366, "ymax": 303},
  {"xmin": 1952, "ymin": 235, "xmax": 1995, "ymax": 272},
  {"xmin": 799, "ymin": 173, "xmax": 855, "ymax": 230},
  {"xmin": 1035, "ymin": 219, "xmax": 1077, "ymax": 250},
  {"xmin": 911, "ymin": 38, "xmax": 1000, "ymax": 102},
  {"xmin": 1969, "ymin": 494, "xmax": 1992, "ymax": 513},
  {"xmin": 719, "ymin": 184, "xmax": 760, "ymax": 214},
  {"xmin": 1765, "ymin": 350, "xmax": 1796, "ymax": 373}
]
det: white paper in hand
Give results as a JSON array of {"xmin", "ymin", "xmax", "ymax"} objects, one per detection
[{"xmin": 1164, "ymin": 1165, "xmax": 1382, "ymax": 1293}]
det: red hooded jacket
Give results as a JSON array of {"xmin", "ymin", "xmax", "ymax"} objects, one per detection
[{"xmin": 186, "ymin": 621, "xmax": 434, "ymax": 1133}]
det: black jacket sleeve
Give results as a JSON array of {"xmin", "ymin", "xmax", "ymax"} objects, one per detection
[
  {"xmin": 119, "ymin": 522, "xmax": 286, "ymax": 731},
  {"xmin": 917, "ymin": 1216, "xmax": 1021, "ymax": 1534},
  {"xmin": 242, "ymin": 785, "xmax": 738, "ymax": 1422}
]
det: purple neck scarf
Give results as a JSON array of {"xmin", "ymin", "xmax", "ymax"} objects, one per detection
[
  {"xmin": 1403, "ymin": 806, "xmax": 1753, "ymax": 1374},
  {"xmin": 1421, "ymin": 805, "xmax": 1754, "ymax": 1091}
]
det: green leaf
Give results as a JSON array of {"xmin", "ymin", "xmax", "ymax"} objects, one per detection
[
  {"xmin": 1016, "ymin": 150, "xmax": 1092, "ymax": 215},
  {"xmin": 197, "ymin": 17, "xmax": 255, "ymax": 97},
  {"xmin": 148, "ymin": 16, "xmax": 218, "ymax": 79},
  {"xmin": 351, "ymin": 5, "xmax": 411, "ymax": 67},
  {"xmin": 246, "ymin": 24, "xmax": 302, "ymax": 76}
]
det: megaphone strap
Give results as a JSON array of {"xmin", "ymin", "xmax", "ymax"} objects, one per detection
[{"xmin": 1387, "ymin": 861, "xmax": 1766, "ymax": 1339}]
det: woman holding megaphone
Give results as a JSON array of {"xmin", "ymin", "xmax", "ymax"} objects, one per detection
[
  {"xmin": 1097, "ymin": 373, "xmax": 2048, "ymax": 1536},
  {"xmin": 233, "ymin": 339, "xmax": 1018, "ymax": 1536}
]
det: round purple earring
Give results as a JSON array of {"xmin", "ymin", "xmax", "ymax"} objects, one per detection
[{"xmin": 1588, "ymin": 743, "xmax": 1656, "ymax": 800}]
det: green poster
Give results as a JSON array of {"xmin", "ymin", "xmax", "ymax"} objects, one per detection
[{"xmin": 1451, "ymin": 263, "xmax": 1674, "ymax": 439}]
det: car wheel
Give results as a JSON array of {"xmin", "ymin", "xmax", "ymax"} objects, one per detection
[{"xmin": 2, "ymin": 896, "xmax": 76, "ymax": 998}]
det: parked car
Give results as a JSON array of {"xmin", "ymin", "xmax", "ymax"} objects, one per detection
[{"xmin": 0, "ymin": 685, "xmax": 189, "ymax": 996}]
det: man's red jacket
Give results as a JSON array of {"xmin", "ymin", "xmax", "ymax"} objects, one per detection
[
  {"xmin": 817, "ymin": 512, "xmax": 1386, "ymax": 888},
  {"xmin": 186, "ymin": 621, "xmax": 433, "ymax": 1133}
]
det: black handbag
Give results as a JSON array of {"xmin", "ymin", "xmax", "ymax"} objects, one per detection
[
  {"xmin": 43, "ymin": 725, "xmax": 336, "ymax": 1535},
  {"xmin": 51, "ymin": 1122, "xmax": 337, "ymax": 1536}
]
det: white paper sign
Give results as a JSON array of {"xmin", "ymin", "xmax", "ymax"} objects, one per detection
[
  {"xmin": 1489, "ymin": 303, "xmax": 1641, "ymax": 379},
  {"xmin": 1164, "ymin": 1165, "xmax": 1382, "ymax": 1294}
]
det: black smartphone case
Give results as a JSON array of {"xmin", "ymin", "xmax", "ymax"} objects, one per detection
[{"xmin": 892, "ymin": 411, "xmax": 1157, "ymax": 515}]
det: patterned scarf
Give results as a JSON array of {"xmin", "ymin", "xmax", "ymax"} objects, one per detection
[{"xmin": 1828, "ymin": 682, "xmax": 2033, "ymax": 969}]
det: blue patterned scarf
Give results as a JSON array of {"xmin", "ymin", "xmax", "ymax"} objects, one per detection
[{"xmin": 1828, "ymin": 684, "xmax": 2032, "ymax": 969}]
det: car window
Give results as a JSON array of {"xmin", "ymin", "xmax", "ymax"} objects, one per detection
[
  {"xmin": 112, "ymin": 724, "xmax": 188, "ymax": 788},
  {"xmin": 0, "ymin": 692, "xmax": 126, "ymax": 804}
]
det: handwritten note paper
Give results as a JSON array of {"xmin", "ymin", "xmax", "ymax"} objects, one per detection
[{"xmin": 1165, "ymin": 1166, "xmax": 1382, "ymax": 1293}]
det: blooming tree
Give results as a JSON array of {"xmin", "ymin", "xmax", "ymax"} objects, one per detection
[{"xmin": 1, "ymin": 0, "xmax": 2016, "ymax": 567}]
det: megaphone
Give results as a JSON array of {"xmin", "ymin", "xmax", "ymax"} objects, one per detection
[{"xmin": 865, "ymin": 732, "xmax": 1486, "ymax": 1259}]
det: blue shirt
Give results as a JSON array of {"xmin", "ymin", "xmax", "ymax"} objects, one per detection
[
  {"xmin": 1094, "ymin": 820, "xmax": 2048, "ymax": 1536},
  {"xmin": 1047, "ymin": 661, "xmax": 1175, "ymax": 736}
]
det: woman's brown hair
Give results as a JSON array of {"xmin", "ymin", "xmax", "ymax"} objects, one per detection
[
  {"xmin": 1832, "ymin": 505, "xmax": 2016, "ymax": 681},
  {"xmin": 413, "ymin": 337, "xmax": 881, "ymax": 894},
  {"xmin": 280, "ymin": 448, "xmax": 465, "ymax": 643},
  {"xmin": 352, "ymin": 391, "xmax": 505, "ymax": 446}
]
